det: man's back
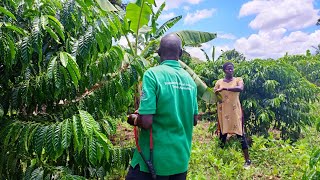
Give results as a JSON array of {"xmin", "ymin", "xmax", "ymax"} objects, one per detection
[{"xmin": 131, "ymin": 60, "xmax": 198, "ymax": 176}]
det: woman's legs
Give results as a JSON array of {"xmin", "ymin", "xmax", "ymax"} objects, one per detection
[
  {"xmin": 237, "ymin": 134, "xmax": 249, "ymax": 150},
  {"xmin": 219, "ymin": 132, "xmax": 227, "ymax": 148},
  {"xmin": 237, "ymin": 134, "xmax": 251, "ymax": 167},
  {"xmin": 219, "ymin": 132, "xmax": 251, "ymax": 167}
]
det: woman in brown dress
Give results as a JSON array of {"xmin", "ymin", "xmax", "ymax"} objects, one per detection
[{"xmin": 214, "ymin": 62, "xmax": 251, "ymax": 168}]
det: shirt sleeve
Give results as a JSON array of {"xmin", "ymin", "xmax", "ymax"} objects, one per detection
[
  {"xmin": 193, "ymin": 87, "xmax": 199, "ymax": 115},
  {"xmin": 214, "ymin": 79, "xmax": 220, "ymax": 89},
  {"xmin": 138, "ymin": 70, "xmax": 157, "ymax": 115},
  {"xmin": 237, "ymin": 77, "xmax": 244, "ymax": 86}
]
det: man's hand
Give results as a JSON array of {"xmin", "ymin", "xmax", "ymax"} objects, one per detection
[{"xmin": 127, "ymin": 114, "xmax": 139, "ymax": 126}]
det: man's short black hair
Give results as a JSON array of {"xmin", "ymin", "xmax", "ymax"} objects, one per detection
[{"xmin": 158, "ymin": 34, "xmax": 182, "ymax": 61}]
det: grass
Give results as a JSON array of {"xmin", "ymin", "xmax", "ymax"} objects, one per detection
[
  {"xmin": 109, "ymin": 120, "xmax": 320, "ymax": 179},
  {"xmin": 188, "ymin": 121, "xmax": 320, "ymax": 180}
]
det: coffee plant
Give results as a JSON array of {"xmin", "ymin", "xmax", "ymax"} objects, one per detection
[{"xmin": 194, "ymin": 51, "xmax": 320, "ymax": 141}]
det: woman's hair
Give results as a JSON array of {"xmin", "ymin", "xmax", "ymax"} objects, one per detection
[{"xmin": 222, "ymin": 62, "xmax": 234, "ymax": 71}]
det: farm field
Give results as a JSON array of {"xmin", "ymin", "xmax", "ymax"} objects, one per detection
[
  {"xmin": 1, "ymin": 0, "xmax": 319, "ymax": 179},
  {"xmin": 188, "ymin": 121, "xmax": 320, "ymax": 180},
  {"xmin": 109, "ymin": 119, "xmax": 320, "ymax": 180}
]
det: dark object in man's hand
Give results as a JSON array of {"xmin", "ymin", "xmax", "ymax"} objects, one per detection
[
  {"xmin": 127, "ymin": 114, "xmax": 139, "ymax": 126},
  {"xmin": 145, "ymin": 159, "xmax": 156, "ymax": 179}
]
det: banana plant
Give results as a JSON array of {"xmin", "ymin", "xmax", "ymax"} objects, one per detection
[
  {"xmin": 179, "ymin": 60, "xmax": 219, "ymax": 104},
  {"xmin": 123, "ymin": 0, "xmax": 218, "ymax": 104}
]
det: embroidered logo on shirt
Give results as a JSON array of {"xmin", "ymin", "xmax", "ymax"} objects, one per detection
[
  {"xmin": 164, "ymin": 82, "xmax": 194, "ymax": 91},
  {"xmin": 141, "ymin": 90, "xmax": 147, "ymax": 100}
]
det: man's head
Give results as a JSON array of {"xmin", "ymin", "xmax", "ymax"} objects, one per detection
[{"xmin": 158, "ymin": 33, "xmax": 182, "ymax": 62}]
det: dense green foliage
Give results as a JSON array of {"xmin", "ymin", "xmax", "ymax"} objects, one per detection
[
  {"xmin": 0, "ymin": 0, "xmax": 216, "ymax": 178},
  {"xmin": 304, "ymin": 148, "xmax": 320, "ymax": 179},
  {"xmin": 280, "ymin": 52, "xmax": 320, "ymax": 86},
  {"xmin": 0, "ymin": 0, "xmax": 137, "ymax": 178},
  {"xmin": 195, "ymin": 52, "xmax": 320, "ymax": 140}
]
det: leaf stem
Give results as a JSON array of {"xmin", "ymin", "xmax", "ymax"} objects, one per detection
[
  {"xmin": 124, "ymin": 33, "xmax": 135, "ymax": 55},
  {"xmin": 135, "ymin": 0, "xmax": 145, "ymax": 55}
]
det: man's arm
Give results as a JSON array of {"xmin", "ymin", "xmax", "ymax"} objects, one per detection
[
  {"xmin": 137, "ymin": 114, "xmax": 153, "ymax": 129},
  {"xmin": 134, "ymin": 70, "xmax": 156, "ymax": 129},
  {"xmin": 127, "ymin": 114, "xmax": 153, "ymax": 129}
]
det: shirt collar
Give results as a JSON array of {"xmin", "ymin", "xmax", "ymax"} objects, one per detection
[{"xmin": 160, "ymin": 60, "xmax": 181, "ymax": 68}]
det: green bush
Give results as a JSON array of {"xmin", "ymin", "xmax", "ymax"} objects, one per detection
[{"xmin": 194, "ymin": 55, "xmax": 320, "ymax": 140}]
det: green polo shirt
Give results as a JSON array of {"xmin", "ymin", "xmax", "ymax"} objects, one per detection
[{"xmin": 131, "ymin": 60, "xmax": 198, "ymax": 176}]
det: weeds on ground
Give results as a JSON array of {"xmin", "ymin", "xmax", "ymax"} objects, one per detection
[
  {"xmin": 188, "ymin": 121, "xmax": 320, "ymax": 180},
  {"xmin": 109, "ymin": 120, "xmax": 320, "ymax": 179}
]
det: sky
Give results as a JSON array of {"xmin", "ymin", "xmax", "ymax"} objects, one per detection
[{"xmin": 124, "ymin": 0, "xmax": 320, "ymax": 60}]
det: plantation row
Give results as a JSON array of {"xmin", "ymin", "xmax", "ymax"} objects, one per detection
[{"xmin": 194, "ymin": 52, "xmax": 320, "ymax": 141}]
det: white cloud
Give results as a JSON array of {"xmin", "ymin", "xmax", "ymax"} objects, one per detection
[
  {"xmin": 185, "ymin": 43, "xmax": 234, "ymax": 61},
  {"xmin": 188, "ymin": 0, "xmax": 202, "ymax": 4},
  {"xmin": 234, "ymin": 0, "xmax": 320, "ymax": 59},
  {"xmin": 183, "ymin": 6, "xmax": 190, "ymax": 11},
  {"xmin": 158, "ymin": 12, "xmax": 176, "ymax": 21},
  {"xmin": 185, "ymin": 47, "xmax": 207, "ymax": 60},
  {"xmin": 118, "ymin": 34, "xmax": 135, "ymax": 47},
  {"xmin": 239, "ymin": 0, "xmax": 320, "ymax": 30},
  {"xmin": 185, "ymin": 42, "xmax": 215, "ymax": 61},
  {"xmin": 184, "ymin": 8, "xmax": 216, "ymax": 25},
  {"xmin": 201, "ymin": 42, "xmax": 212, "ymax": 50},
  {"xmin": 155, "ymin": 0, "xmax": 203, "ymax": 10},
  {"xmin": 218, "ymin": 33, "xmax": 237, "ymax": 40},
  {"xmin": 234, "ymin": 29, "xmax": 320, "ymax": 59},
  {"xmin": 215, "ymin": 45, "xmax": 232, "ymax": 60}
]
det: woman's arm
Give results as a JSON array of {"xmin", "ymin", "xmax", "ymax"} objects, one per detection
[
  {"xmin": 224, "ymin": 78, "xmax": 244, "ymax": 92},
  {"xmin": 224, "ymin": 86, "xmax": 243, "ymax": 92},
  {"xmin": 214, "ymin": 80, "xmax": 221, "ymax": 93}
]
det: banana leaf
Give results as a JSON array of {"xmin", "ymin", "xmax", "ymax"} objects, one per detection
[
  {"xmin": 175, "ymin": 30, "xmax": 217, "ymax": 47},
  {"xmin": 179, "ymin": 60, "xmax": 219, "ymax": 104}
]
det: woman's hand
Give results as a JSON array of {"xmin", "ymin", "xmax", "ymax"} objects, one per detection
[{"xmin": 214, "ymin": 88, "xmax": 223, "ymax": 93}]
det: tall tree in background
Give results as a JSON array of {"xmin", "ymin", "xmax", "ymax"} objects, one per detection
[
  {"xmin": 217, "ymin": 49, "xmax": 246, "ymax": 62},
  {"xmin": 312, "ymin": 44, "xmax": 320, "ymax": 55}
]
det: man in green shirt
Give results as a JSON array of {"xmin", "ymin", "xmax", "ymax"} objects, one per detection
[{"xmin": 126, "ymin": 33, "xmax": 198, "ymax": 180}]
